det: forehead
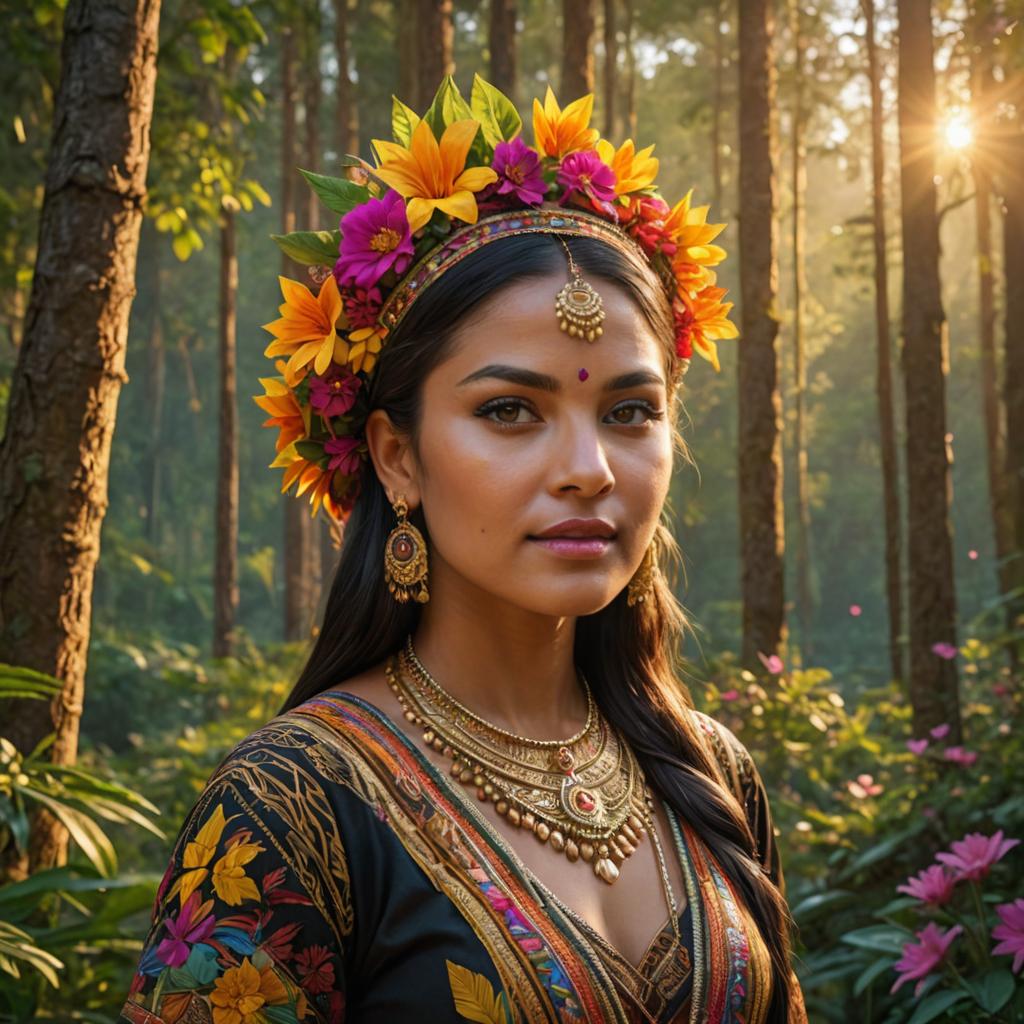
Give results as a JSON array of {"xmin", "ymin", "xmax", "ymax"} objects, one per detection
[{"xmin": 440, "ymin": 272, "xmax": 667, "ymax": 378}]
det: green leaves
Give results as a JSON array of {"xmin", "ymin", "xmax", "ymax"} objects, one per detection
[
  {"xmin": 391, "ymin": 96, "xmax": 421, "ymax": 146},
  {"xmin": 299, "ymin": 169, "xmax": 370, "ymax": 218},
  {"xmin": 270, "ymin": 230, "xmax": 340, "ymax": 267},
  {"xmin": 470, "ymin": 73, "xmax": 521, "ymax": 148},
  {"xmin": 421, "ymin": 75, "xmax": 473, "ymax": 142},
  {"xmin": 905, "ymin": 990, "xmax": 971, "ymax": 1024},
  {"xmin": 839, "ymin": 924, "xmax": 914, "ymax": 955}
]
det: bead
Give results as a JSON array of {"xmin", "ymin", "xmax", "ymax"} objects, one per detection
[
  {"xmin": 521, "ymin": 812, "xmax": 536, "ymax": 832},
  {"xmin": 442, "ymin": 745, "xmax": 454, "ymax": 758},
  {"xmin": 459, "ymin": 768, "xmax": 473, "ymax": 783},
  {"xmin": 495, "ymin": 799, "xmax": 509, "ymax": 816},
  {"xmin": 594, "ymin": 858, "xmax": 620, "ymax": 884},
  {"xmin": 598, "ymin": 843, "xmax": 609, "ymax": 859},
  {"xmin": 628, "ymin": 814, "xmax": 645, "ymax": 834},
  {"xmin": 450, "ymin": 761, "xmax": 463, "ymax": 777},
  {"xmin": 610, "ymin": 846, "xmax": 626, "ymax": 866},
  {"xmin": 473, "ymin": 773, "xmax": 485, "ymax": 788},
  {"xmin": 422, "ymin": 730, "xmax": 435, "ymax": 745},
  {"xmin": 535, "ymin": 822, "xmax": 550, "ymax": 843},
  {"xmin": 432, "ymin": 737, "xmax": 444, "ymax": 752},
  {"xmin": 580, "ymin": 841, "xmax": 595, "ymax": 863},
  {"xmin": 477, "ymin": 788, "xmax": 487, "ymax": 801},
  {"xmin": 549, "ymin": 830, "xmax": 565, "ymax": 852},
  {"xmin": 621, "ymin": 823, "xmax": 639, "ymax": 846},
  {"xmin": 616, "ymin": 834, "xmax": 636, "ymax": 856},
  {"xmin": 483, "ymin": 783, "xmax": 494, "ymax": 796},
  {"xmin": 507, "ymin": 808, "xmax": 521, "ymax": 827},
  {"xmin": 565, "ymin": 840, "xmax": 580, "ymax": 862},
  {"xmin": 404, "ymin": 710, "xmax": 416, "ymax": 723}
]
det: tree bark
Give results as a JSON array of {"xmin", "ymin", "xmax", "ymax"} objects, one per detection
[
  {"xmin": 0, "ymin": 0, "xmax": 162, "ymax": 877},
  {"xmin": 141, "ymin": 222, "xmax": 165, "ymax": 549},
  {"xmin": 397, "ymin": 0, "xmax": 419, "ymax": 108},
  {"xmin": 712, "ymin": 0, "xmax": 726, "ymax": 216},
  {"xmin": 561, "ymin": 0, "xmax": 596, "ymax": 99},
  {"xmin": 418, "ymin": 0, "xmax": 454, "ymax": 108},
  {"xmin": 333, "ymin": 0, "xmax": 358, "ymax": 156},
  {"xmin": 737, "ymin": 0, "xmax": 785, "ymax": 669},
  {"xmin": 213, "ymin": 210, "xmax": 239, "ymax": 659},
  {"xmin": 602, "ymin": 0, "xmax": 616, "ymax": 137},
  {"xmin": 489, "ymin": 0, "xmax": 517, "ymax": 102},
  {"xmin": 895, "ymin": 0, "xmax": 961, "ymax": 738},
  {"xmin": 788, "ymin": 0, "xmax": 813, "ymax": 663},
  {"xmin": 863, "ymin": 0, "xmax": 905, "ymax": 685},
  {"xmin": 622, "ymin": 0, "xmax": 636, "ymax": 138}
]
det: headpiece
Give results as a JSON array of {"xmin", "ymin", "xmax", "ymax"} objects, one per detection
[{"xmin": 256, "ymin": 75, "xmax": 737, "ymax": 523}]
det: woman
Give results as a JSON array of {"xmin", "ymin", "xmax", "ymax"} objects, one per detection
[{"xmin": 119, "ymin": 78, "xmax": 807, "ymax": 1024}]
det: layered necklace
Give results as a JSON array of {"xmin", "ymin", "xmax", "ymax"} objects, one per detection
[{"xmin": 386, "ymin": 636, "xmax": 652, "ymax": 886}]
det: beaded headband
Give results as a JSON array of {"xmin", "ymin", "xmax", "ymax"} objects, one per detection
[{"xmin": 256, "ymin": 74, "xmax": 737, "ymax": 523}]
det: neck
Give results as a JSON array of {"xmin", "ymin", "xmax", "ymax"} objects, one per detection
[{"xmin": 410, "ymin": 561, "xmax": 587, "ymax": 742}]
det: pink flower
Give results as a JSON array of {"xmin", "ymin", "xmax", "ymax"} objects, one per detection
[
  {"xmin": 342, "ymin": 285, "xmax": 383, "ymax": 329},
  {"xmin": 757, "ymin": 651, "xmax": 784, "ymax": 674},
  {"xmin": 557, "ymin": 150, "xmax": 617, "ymax": 206},
  {"xmin": 942, "ymin": 746, "xmax": 978, "ymax": 766},
  {"xmin": 968, "ymin": 549, "xmax": 979, "ymax": 560},
  {"xmin": 335, "ymin": 190, "xmax": 414, "ymax": 289},
  {"xmin": 488, "ymin": 137, "xmax": 546, "ymax": 206},
  {"xmin": 935, "ymin": 830, "xmax": 1021, "ymax": 882},
  {"xmin": 719, "ymin": 689, "xmax": 740, "ymax": 702},
  {"xmin": 896, "ymin": 865, "xmax": 957, "ymax": 907},
  {"xmin": 992, "ymin": 898, "xmax": 1024, "ymax": 974},
  {"xmin": 930, "ymin": 723, "xmax": 950, "ymax": 739},
  {"xmin": 890, "ymin": 923, "xmax": 963, "ymax": 997},
  {"xmin": 309, "ymin": 365, "xmax": 362, "ymax": 418},
  {"xmin": 993, "ymin": 683, "xmax": 1009, "ymax": 697},
  {"xmin": 907, "ymin": 738, "xmax": 930, "ymax": 755},
  {"xmin": 849, "ymin": 604, "xmax": 862, "ymax": 616},
  {"xmin": 324, "ymin": 436, "xmax": 364, "ymax": 475},
  {"xmin": 931, "ymin": 642, "xmax": 958, "ymax": 660},
  {"xmin": 155, "ymin": 891, "xmax": 216, "ymax": 968}
]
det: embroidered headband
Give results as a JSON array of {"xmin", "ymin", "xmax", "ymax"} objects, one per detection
[{"xmin": 256, "ymin": 74, "xmax": 737, "ymax": 523}]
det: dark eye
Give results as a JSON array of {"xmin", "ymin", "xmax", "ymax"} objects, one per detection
[
  {"xmin": 606, "ymin": 401, "xmax": 664, "ymax": 426},
  {"xmin": 475, "ymin": 397, "xmax": 540, "ymax": 428}
]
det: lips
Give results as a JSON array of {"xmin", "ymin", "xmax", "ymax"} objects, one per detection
[{"xmin": 529, "ymin": 518, "xmax": 617, "ymax": 540}]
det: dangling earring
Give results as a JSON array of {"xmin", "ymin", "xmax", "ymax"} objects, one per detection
[
  {"xmin": 384, "ymin": 496, "xmax": 430, "ymax": 604},
  {"xmin": 626, "ymin": 543, "xmax": 657, "ymax": 606}
]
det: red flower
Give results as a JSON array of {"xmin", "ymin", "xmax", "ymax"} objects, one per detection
[
  {"xmin": 343, "ymin": 286, "xmax": 383, "ymax": 330},
  {"xmin": 295, "ymin": 944, "xmax": 336, "ymax": 994},
  {"xmin": 672, "ymin": 298, "xmax": 695, "ymax": 360},
  {"xmin": 624, "ymin": 195, "xmax": 678, "ymax": 257}
]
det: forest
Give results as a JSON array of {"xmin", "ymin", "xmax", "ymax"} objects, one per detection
[{"xmin": 0, "ymin": 0, "xmax": 1022, "ymax": 1020}]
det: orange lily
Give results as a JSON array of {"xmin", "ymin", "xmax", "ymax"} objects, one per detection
[
  {"xmin": 686, "ymin": 285, "xmax": 738, "ymax": 372},
  {"xmin": 271, "ymin": 445, "xmax": 342, "ymax": 520},
  {"xmin": 373, "ymin": 119, "xmax": 497, "ymax": 233},
  {"xmin": 263, "ymin": 275, "xmax": 348, "ymax": 379},
  {"xmin": 595, "ymin": 138, "xmax": 659, "ymax": 197},
  {"xmin": 532, "ymin": 86, "xmax": 600, "ymax": 159},
  {"xmin": 253, "ymin": 376, "xmax": 309, "ymax": 452}
]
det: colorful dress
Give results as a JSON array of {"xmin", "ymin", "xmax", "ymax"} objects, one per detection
[{"xmin": 118, "ymin": 691, "xmax": 807, "ymax": 1024}]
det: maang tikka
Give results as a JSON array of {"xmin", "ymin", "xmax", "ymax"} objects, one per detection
[
  {"xmin": 554, "ymin": 237, "xmax": 606, "ymax": 342},
  {"xmin": 384, "ymin": 496, "xmax": 430, "ymax": 603}
]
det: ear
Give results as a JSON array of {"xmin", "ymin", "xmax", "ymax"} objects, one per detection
[{"xmin": 363, "ymin": 408, "xmax": 422, "ymax": 509}]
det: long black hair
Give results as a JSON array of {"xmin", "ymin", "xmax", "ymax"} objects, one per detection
[{"xmin": 279, "ymin": 232, "xmax": 797, "ymax": 1020}]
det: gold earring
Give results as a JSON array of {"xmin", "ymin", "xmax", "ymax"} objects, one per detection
[
  {"xmin": 384, "ymin": 496, "xmax": 430, "ymax": 604},
  {"xmin": 626, "ymin": 543, "xmax": 657, "ymax": 606}
]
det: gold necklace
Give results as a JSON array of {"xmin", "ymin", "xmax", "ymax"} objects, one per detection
[{"xmin": 386, "ymin": 637, "xmax": 651, "ymax": 885}]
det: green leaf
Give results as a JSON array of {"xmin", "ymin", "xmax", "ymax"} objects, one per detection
[
  {"xmin": 294, "ymin": 441, "xmax": 325, "ymax": 462},
  {"xmin": 0, "ymin": 664, "xmax": 62, "ymax": 700},
  {"xmin": 973, "ymin": 968, "xmax": 1015, "ymax": 1013},
  {"xmin": 422, "ymin": 75, "xmax": 473, "ymax": 141},
  {"xmin": 906, "ymin": 990, "xmax": 971, "ymax": 1024},
  {"xmin": 299, "ymin": 169, "xmax": 370, "ymax": 218},
  {"xmin": 270, "ymin": 230, "xmax": 340, "ymax": 266},
  {"xmin": 839, "ymin": 925, "xmax": 913, "ymax": 955},
  {"xmin": 391, "ymin": 96, "xmax": 421, "ymax": 146},
  {"xmin": 790, "ymin": 889, "xmax": 852, "ymax": 921},
  {"xmin": 470, "ymin": 73, "xmax": 522, "ymax": 148},
  {"xmin": 853, "ymin": 956, "xmax": 893, "ymax": 997}
]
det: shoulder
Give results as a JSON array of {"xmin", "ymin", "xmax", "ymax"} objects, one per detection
[{"xmin": 689, "ymin": 708, "xmax": 759, "ymax": 798}]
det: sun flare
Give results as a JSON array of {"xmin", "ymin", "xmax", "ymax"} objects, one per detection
[{"xmin": 944, "ymin": 111, "xmax": 973, "ymax": 150}]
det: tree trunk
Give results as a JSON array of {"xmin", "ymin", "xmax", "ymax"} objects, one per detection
[
  {"xmin": 0, "ymin": 0, "xmax": 161, "ymax": 878},
  {"xmin": 561, "ymin": 0, "xmax": 596, "ymax": 99},
  {"xmin": 213, "ymin": 211, "xmax": 239, "ymax": 659},
  {"xmin": 397, "ymin": 0, "xmax": 418, "ymax": 107},
  {"xmin": 788, "ymin": 0, "xmax": 813, "ymax": 664},
  {"xmin": 333, "ymin": 0, "xmax": 358, "ymax": 156},
  {"xmin": 737, "ymin": 0, "xmax": 785, "ymax": 670},
  {"xmin": 141, "ymin": 223, "xmax": 165, "ymax": 549},
  {"xmin": 602, "ymin": 0, "xmax": 616, "ymax": 137},
  {"xmin": 896, "ymin": 0, "xmax": 961, "ymax": 738},
  {"xmin": 489, "ymin": 0, "xmax": 517, "ymax": 102},
  {"xmin": 622, "ymin": 0, "xmax": 636, "ymax": 138},
  {"xmin": 712, "ymin": 0, "xmax": 726, "ymax": 216},
  {"xmin": 863, "ymin": 0, "xmax": 905, "ymax": 685},
  {"xmin": 418, "ymin": 0, "xmax": 453, "ymax": 107}
]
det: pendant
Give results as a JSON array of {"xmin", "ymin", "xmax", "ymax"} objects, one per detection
[{"xmin": 555, "ymin": 273, "xmax": 605, "ymax": 342}]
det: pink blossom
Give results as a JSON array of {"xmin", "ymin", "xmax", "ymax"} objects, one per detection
[
  {"xmin": 309, "ymin": 365, "xmax": 361, "ymax": 418},
  {"xmin": 942, "ymin": 746, "xmax": 978, "ymax": 767},
  {"xmin": 935, "ymin": 830, "xmax": 1021, "ymax": 882},
  {"xmin": 930, "ymin": 723, "xmax": 951, "ymax": 740},
  {"xmin": 489, "ymin": 137, "xmax": 546, "ymax": 205},
  {"xmin": 896, "ymin": 865, "xmax": 957, "ymax": 907},
  {"xmin": 342, "ymin": 285, "xmax": 383, "ymax": 329},
  {"xmin": 155, "ymin": 891, "xmax": 216, "ymax": 967},
  {"xmin": 720, "ymin": 689, "xmax": 740, "ymax": 702},
  {"xmin": 335, "ymin": 190, "xmax": 414, "ymax": 289},
  {"xmin": 324, "ymin": 436, "xmax": 363, "ymax": 475},
  {"xmin": 907, "ymin": 738, "xmax": 929, "ymax": 755},
  {"xmin": 890, "ymin": 923, "xmax": 963, "ymax": 997},
  {"xmin": 557, "ymin": 150, "xmax": 617, "ymax": 206},
  {"xmin": 968, "ymin": 549, "xmax": 979, "ymax": 560},
  {"xmin": 992, "ymin": 898, "xmax": 1024, "ymax": 974},
  {"xmin": 757, "ymin": 651, "xmax": 784, "ymax": 674},
  {"xmin": 849, "ymin": 604, "xmax": 862, "ymax": 616},
  {"xmin": 993, "ymin": 683, "xmax": 1009, "ymax": 698},
  {"xmin": 931, "ymin": 642, "xmax": 958, "ymax": 660}
]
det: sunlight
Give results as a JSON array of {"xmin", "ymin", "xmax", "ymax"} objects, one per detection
[{"xmin": 944, "ymin": 110, "xmax": 974, "ymax": 150}]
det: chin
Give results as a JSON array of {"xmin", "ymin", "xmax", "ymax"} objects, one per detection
[{"xmin": 517, "ymin": 581, "xmax": 627, "ymax": 619}]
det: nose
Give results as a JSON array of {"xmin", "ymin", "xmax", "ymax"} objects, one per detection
[{"xmin": 550, "ymin": 415, "xmax": 615, "ymax": 497}]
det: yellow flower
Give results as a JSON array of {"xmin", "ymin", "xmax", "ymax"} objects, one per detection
[
  {"xmin": 210, "ymin": 839, "xmax": 264, "ymax": 905},
  {"xmin": 210, "ymin": 957, "xmax": 288, "ymax": 1024},
  {"xmin": 176, "ymin": 804, "xmax": 227, "ymax": 908},
  {"xmin": 253, "ymin": 377, "xmax": 309, "ymax": 452},
  {"xmin": 262, "ymin": 275, "xmax": 348, "ymax": 378},
  {"xmin": 532, "ymin": 86, "xmax": 599, "ymax": 159},
  {"xmin": 688, "ymin": 285, "xmax": 739, "ymax": 373},
  {"xmin": 271, "ymin": 445, "xmax": 342, "ymax": 520},
  {"xmin": 595, "ymin": 138, "xmax": 659, "ymax": 197},
  {"xmin": 373, "ymin": 119, "xmax": 497, "ymax": 233},
  {"xmin": 665, "ymin": 189, "xmax": 727, "ymax": 292},
  {"xmin": 346, "ymin": 325, "xmax": 386, "ymax": 374}
]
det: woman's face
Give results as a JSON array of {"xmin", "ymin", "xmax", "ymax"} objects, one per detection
[{"xmin": 394, "ymin": 270, "xmax": 673, "ymax": 618}]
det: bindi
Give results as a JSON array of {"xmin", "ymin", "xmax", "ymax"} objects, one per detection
[{"xmin": 578, "ymin": 368, "xmax": 589, "ymax": 382}]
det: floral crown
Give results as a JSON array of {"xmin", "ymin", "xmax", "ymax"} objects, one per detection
[{"xmin": 256, "ymin": 74, "xmax": 736, "ymax": 523}]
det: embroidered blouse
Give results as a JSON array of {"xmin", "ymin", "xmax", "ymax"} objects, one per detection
[{"xmin": 118, "ymin": 690, "xmax": 807, "ymax": 1024}]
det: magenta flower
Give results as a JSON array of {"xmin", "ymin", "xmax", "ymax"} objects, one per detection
[
  {"xmin": 931, "ymin": 642, "xmax": 958, "ymax": 660},
  {"xmin": 847, "ymin": 773, "xmax": 883, "ymax": 798},
  {"xmin": 757, "ymin": 651, "xmax": 784, "ymax": 674},
  {"xmin": 907, "ymin": 738, "xmax": 929, "ymax": 755},
  {"xmin": 155, "ymin": 891, "xmax": 216, "ymax": 968},
  {"xmin": 930, "ymin": 723, "xmax": 950, "ymax": 740},
  {"xmin": 335, "ymin": 190, "xmax": 414, "ymax": 289},
  {"xmin": 489, "ymin": 138, "xmax": 546, "ymax": 205},
  {"xmin": 992, "ymin": 898, "xmax": 1024, "ymax": 974},
  {"xmin": 557, "ymin": 150, "xmax": 617, "ymax": 206},
  {"xmin": 849, "ymin": 604, "xmax": 862, "ymax": 616},
  {"xmin": 310, "ymin": 365, "xmax": 361, "ymax": 419},
  {"xmin": 342, "ymin": 285, "xmax": 383, "ymax": 330},
  {"xmin": 935, "ymin": 830, "xmax": 1021, "ymax": 882},
  {"xmin": 896, "ymin": 865, "xmax": 957, "ymax": 907},
  {"xmin": 942, "ymin": 746, "xmax": 978, "ymax": 766},
  {"xmin": 325, "ymin": 436, "xmax": 363, "ymax": 475},
  {"xmin": 890, "ymin": 923, "xmax": 963, "ymax": 997},
  {"xmin": 720, "ymin": 689, "xmax": 740, "ymax": 702}
]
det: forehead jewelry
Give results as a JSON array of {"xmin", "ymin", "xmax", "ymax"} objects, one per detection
[
  {"xmin": 578, "ymin": 367, "xmax": 589, "ymax": 381},
  {"xmin": 554, "ymin": 237, "xmax": 606, "ymax": 343}
]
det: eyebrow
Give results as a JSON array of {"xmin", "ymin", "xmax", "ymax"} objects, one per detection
[{"xmin": 455, "ymin": 364, "xmax": 666, "ymax": 393}]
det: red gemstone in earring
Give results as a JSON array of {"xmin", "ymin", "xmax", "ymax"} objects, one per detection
[
  {"xmin": 392, "ymin": 534, "xmax": 414, "ymax": 561},
  {"xmin": 574, "ymin": 789, "xmax": 597, "ymax": 814}
]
